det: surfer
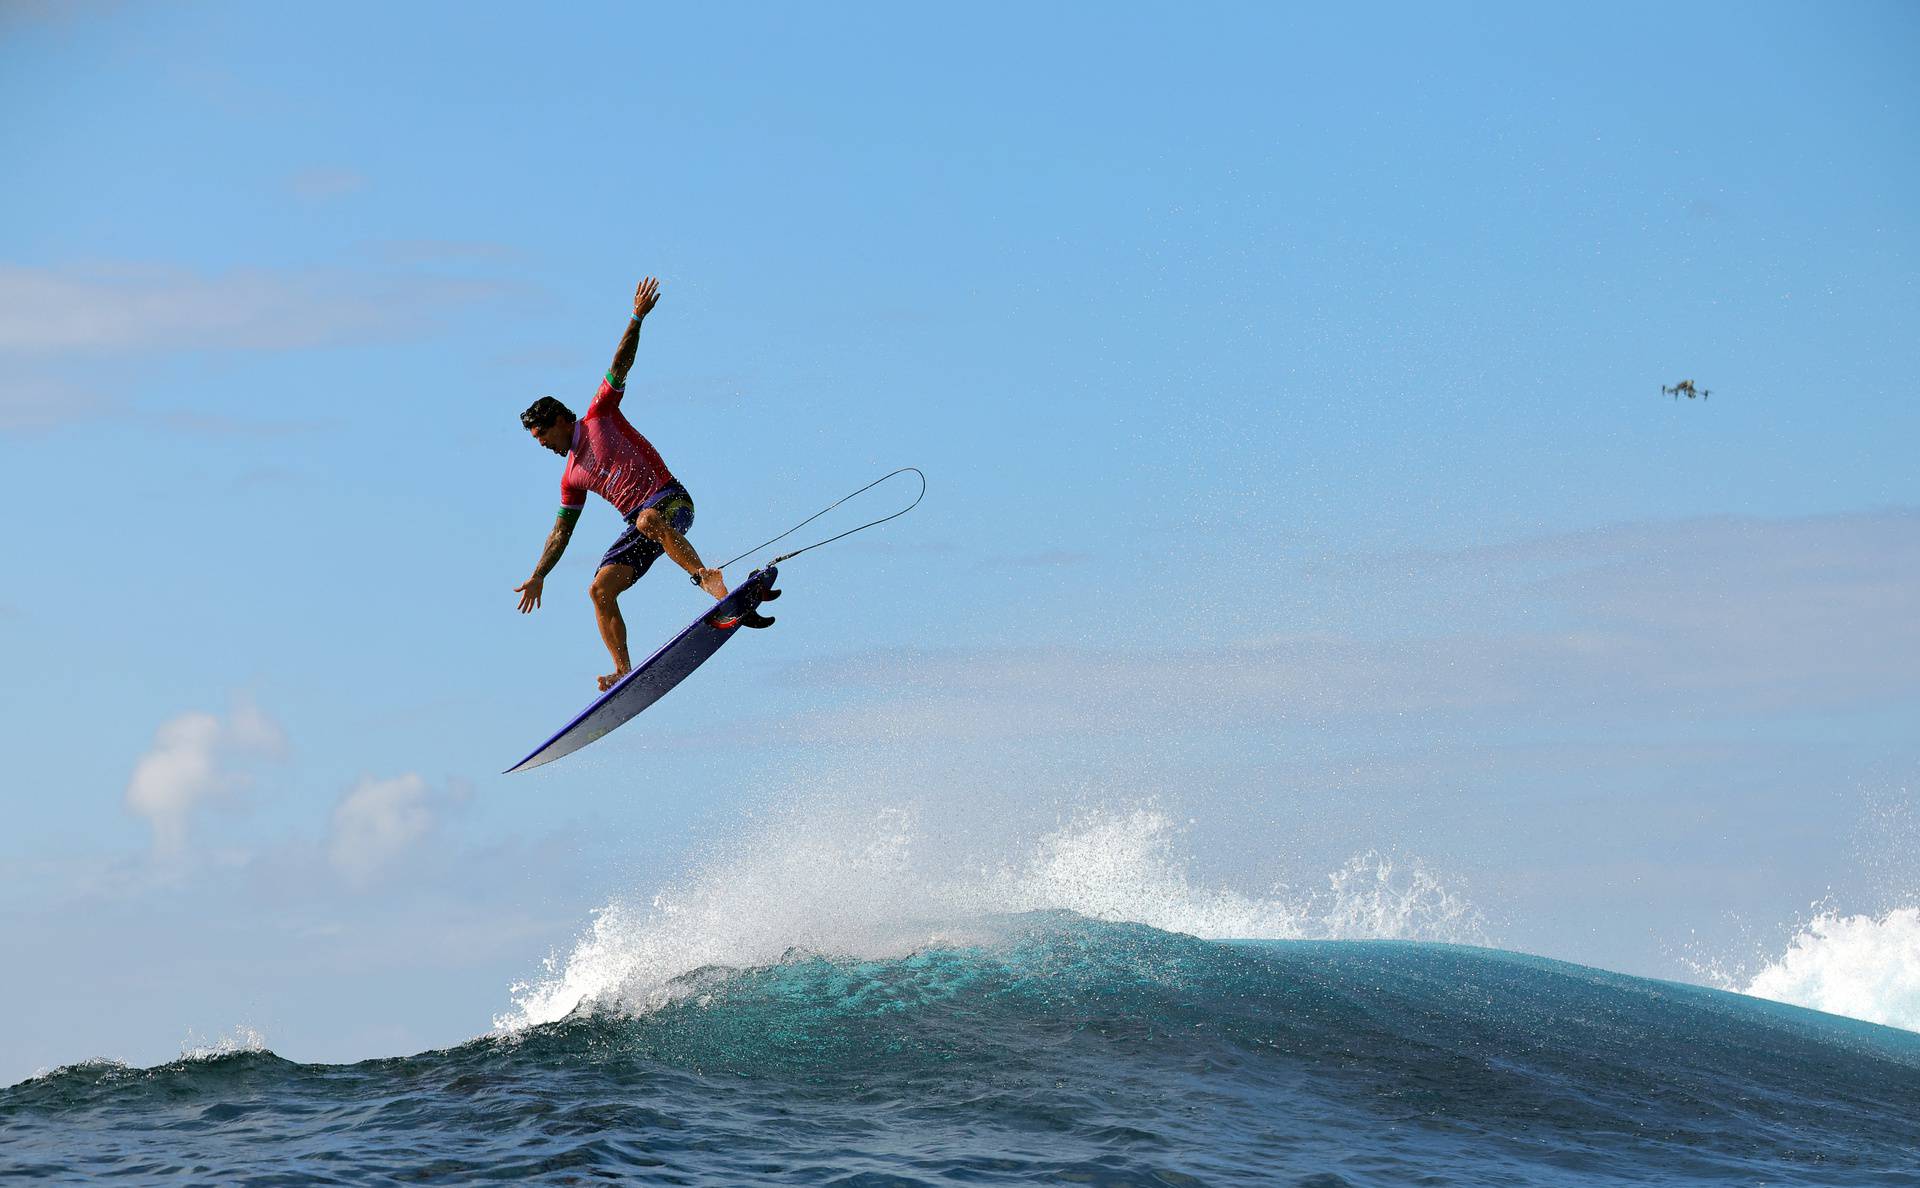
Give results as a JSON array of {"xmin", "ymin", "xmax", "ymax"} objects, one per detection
[{"xmin": 515, "ymin": 277, "xmax": 729, "ymax": 691}]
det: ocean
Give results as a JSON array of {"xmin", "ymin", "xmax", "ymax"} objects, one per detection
[{"xmin": 6, "ymin": 912, "xmax": 1918, "ymax": 1185}]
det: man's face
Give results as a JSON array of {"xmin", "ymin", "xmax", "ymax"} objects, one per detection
[{"xmin": 529, "ymin": 419, "xmax": 571, "ymax": 455}]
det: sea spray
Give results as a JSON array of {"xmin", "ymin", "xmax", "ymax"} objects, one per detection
[
  {"xmin": 1740, "ymin": 906, "xmax": 1920, "ymax": 1032},
  {"xmin": 499, "ymin": 802, "xmax": 1485, "ymax": 1030},
  {"xmin": 178, "ymin": 1025, "xmax": 269, "ymax": 1063}
]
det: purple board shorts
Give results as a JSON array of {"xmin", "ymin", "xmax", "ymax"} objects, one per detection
[{"xmin": 599, "ymin": 483, "xmax": 694, "ymax": 576}]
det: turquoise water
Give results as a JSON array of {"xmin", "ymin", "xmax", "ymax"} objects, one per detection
[{"xmin": 5, "ymin": 915, "xmax": 1918, "ymax": 1185}]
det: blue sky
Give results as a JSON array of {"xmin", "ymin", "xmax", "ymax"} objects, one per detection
[{"xmin": 3, "ymin": 2, "xmax": 1917, "ymax": 1082}]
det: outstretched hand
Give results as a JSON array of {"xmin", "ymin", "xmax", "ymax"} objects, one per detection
[
  {"xmin": 633, "ymin": 277, "xmax": 661, "ymax": 321},
  {"xmin": 515, "ymin": 575, "xmax": 544, "ymax": 613}
]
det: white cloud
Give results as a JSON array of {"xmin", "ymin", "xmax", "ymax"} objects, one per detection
[
  {"xmin": 224, "ymin": 697, "xmax": 286, "ymax": 753},
  {"xmin": 0, "ymin": 1, "xmax": 112, "ymax": 31},
  {"xmin": 124, "ymin": 699, "xmax": 287, "ymax": 860},
  {"xmin": 327, "ymin": 774, "xmax": 463, "ymax": 887},
  {"xmin": 0, "ymin": 372, "xmax": 116, "ymax": 431},
  {"xmin": 286, "ymin": 168, "xmax": 367, "ymax": 201},
  {"xmin": 366, "ymin": 239, "xmax": 522, "ymax": 264},
  {"xmin": 0, "ymin": 262, "xmax": 508, "ymax": 355}
]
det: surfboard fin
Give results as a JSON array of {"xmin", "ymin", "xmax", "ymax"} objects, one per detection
[
  {"xmin": 707, "ymin": 581, "xmax": 780, "ymax": 630},
  {"xmin": 736, "ymin": 582, "xmax": 779, "ymax": 628}
]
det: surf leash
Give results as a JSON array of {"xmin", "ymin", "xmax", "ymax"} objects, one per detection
[{"xmin": 705, "ymin": 467, "xmax": 926, "ymax": 579}]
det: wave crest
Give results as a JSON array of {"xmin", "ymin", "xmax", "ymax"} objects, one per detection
[{"xmin": 498, "ymin": 803, "xmax": 1484, "ymax": 1030}]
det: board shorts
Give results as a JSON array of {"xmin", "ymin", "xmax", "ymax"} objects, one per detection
[{"xmin": 598, "ymin": 483, "xmax": 694, "ymax": 577}]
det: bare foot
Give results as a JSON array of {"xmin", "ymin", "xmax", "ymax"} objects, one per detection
[
  {"xmin": 597, "ymin": 668, "xmax": 630, "ymax": 692},
  {"xmin": 695, "ymin": 567, "xmax": 728, "ymax": 600}
]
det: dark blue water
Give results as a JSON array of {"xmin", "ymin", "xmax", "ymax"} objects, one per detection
[{"xmin": 6, "ymin": 914, "xmax": 1918, "ymax": 1185}]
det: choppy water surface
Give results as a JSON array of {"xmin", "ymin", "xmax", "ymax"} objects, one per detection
[{"xmin": 7, "ymin": 915, "xmax": 1919, "ymax": 1185}]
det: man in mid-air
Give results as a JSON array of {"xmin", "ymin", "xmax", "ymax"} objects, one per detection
[{"xmin": 516, "ymin": 277, "xmax": 728, "ymax": 691}]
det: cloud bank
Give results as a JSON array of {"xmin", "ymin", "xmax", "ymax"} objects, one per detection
[
  {"xmin": 761, "ymin": 509, "xmax": 1920, "ymax": 749},
  {"xmin": 0, "ymin": 262, "xmax": 506, "ymax": 356}
]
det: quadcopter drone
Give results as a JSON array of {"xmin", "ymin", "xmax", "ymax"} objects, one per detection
[{"xmin": 1662, "ymin": 379, "xmax": 1711, "ymax": 400}]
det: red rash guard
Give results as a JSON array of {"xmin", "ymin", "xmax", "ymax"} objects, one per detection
[{"xmin": 559, "ymin": 374, "xmax": 678, "ymax": 518}]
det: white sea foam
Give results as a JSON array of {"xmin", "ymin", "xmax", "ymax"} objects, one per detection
[
  {"xmin": 497, "ymin": 803, "xmax": 1484, "ymax": 1031},
  {"xmin": 1737, "ymin": 907, "xmax": 1920, "ymax": 1033},
  {"xmin": 179, "ymin": 1024, "xmax": 268, "ymax": 1061}
]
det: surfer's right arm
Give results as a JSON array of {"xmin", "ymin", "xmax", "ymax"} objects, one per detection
[
  {"xmin": 515, "ymin": 509, "xmax": 579, "ymax": 613},
  {"xmin": 606, "ymin": 277, "xmax": 661, "ymax": 389}
]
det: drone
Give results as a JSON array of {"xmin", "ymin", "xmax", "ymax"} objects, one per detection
[{"xmin": 1662, "ymin": 379, "xmax": 1711, "ymax": 400}]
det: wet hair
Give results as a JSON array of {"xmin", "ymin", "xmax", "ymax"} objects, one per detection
[{"xmin": 520, "ymin": 396, "xmax": 574, "ymax": 432}]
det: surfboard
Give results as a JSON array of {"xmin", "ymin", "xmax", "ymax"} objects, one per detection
[{"xmin": 506, "ymin": 565, "xmax": 781, "ymax": 773}]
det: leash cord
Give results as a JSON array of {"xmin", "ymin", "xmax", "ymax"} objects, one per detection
[{"xmin": 709, "ymin": 467, "xmax": 926, "ymax": 575}]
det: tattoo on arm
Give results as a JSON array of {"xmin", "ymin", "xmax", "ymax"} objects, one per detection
[
  {"xmin": 608, "ymin": 316, "xmax": 641, "ymax": 385},
  {"xmin": 533, "ymin": 516, "xmax": 576, "ymax": 579}
]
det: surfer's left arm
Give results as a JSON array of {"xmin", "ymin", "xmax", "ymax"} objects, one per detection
[{"xmin": 606, "ymin": 277, "xmax": 662, "ymax": 387}]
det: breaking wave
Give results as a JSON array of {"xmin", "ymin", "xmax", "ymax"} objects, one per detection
[{"xmin": 499, "ymin": 803, "xmax": 1484, "ymax": 1030}]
